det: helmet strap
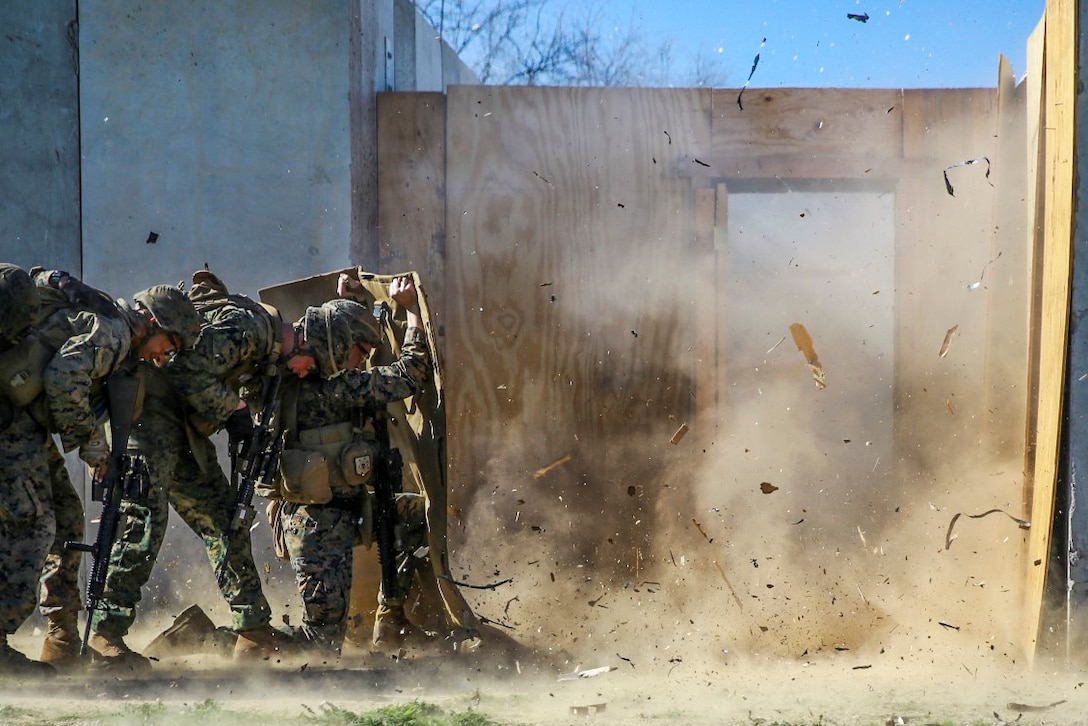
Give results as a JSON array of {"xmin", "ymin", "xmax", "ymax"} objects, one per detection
[{"xmin": 324, "ymin": 305, "xmax": 339, "ymax": 375}]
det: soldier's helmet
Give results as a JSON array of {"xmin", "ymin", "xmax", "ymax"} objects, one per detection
[
  {"xmin": 132, "ymin": 285, "xmax": 203, "ymax": 349},
  {"xmin": 0, "ymin": 263, "xmax": 41, "ymax": 343},
  {"xmin": 302, "ymin": 298, "xmax": 381, "ymax": 377}
]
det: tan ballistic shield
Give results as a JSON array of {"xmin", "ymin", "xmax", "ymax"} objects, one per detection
[{"xmin": 259, "ymin": 267, "xmax": 476, "ymax": 640}]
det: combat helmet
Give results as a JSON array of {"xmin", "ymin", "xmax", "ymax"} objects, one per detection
[
  {"xmin": 302, "ymin": 298, "xmax": 380, "ymax": 377},
  {"xmin": 0, "ymin": 263, "xmax": 41, "ymax": 343},
  {"xmin": 132, "ymin": 285, "xmax": 203, "ymax": 349}
]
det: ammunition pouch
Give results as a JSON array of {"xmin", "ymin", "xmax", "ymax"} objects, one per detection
[
  {"xmin": 279, "ymin": 422, "xmax": 379, "ymax": 504},
  {"xmin": 279, "ymin": 448, "xmax": 332, "ymax": 504},
  {"xmin": 0, "ymin": 333, "xmax": 53, "ymax": 408}
]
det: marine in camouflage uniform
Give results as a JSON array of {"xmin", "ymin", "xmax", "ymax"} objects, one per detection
[
  {"xmin": 89, "ymin": 270, "xmax": 283, "ymax": 663},
  {"xmin": 0, "ymin": 263, "xmax": 54, "ymax": 675},
  {"xmin": 39, "ymin": 275, "xmax": 202, "ymax": 673},
  {"xmin": 0, "ymin": 266, "xmax": 200, "ymax": 673},
  {"xmin": 271, "ymin": 277, "xmax": 431, "ymax": 655}
]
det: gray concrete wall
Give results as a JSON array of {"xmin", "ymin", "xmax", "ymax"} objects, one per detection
[
  {"xmin": 0, "ymin": 0, "xmax": 475, "ymax": 639},
  {"xmin": 78, "ymin": 0, "xmax": 356, "ymax": 301},
  {"xmin": 0, "ymin": 1, "xmax": 82, "ymax": 272}
]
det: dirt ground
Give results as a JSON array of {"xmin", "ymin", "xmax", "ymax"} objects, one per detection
[{"xmin": 4, "ymin": 625, "xmax": 1087, "ymax": 726}]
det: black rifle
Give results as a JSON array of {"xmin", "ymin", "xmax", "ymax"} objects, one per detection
[
  {"xmin": 217, "ymin": 373, "xmax": 283, "ymax": 587},
  {"xmin": 65, "ymin": 368, "xmax": 140, "ymax": 656},
  {"xmin": 370, "ymin": 408, "xmax": 404, "ymax": 605}
]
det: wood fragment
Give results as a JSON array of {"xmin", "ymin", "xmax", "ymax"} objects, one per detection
[
  {"xmin": 713, "ymin": 560, "xmax": 744, "ymax": 609},
  {"xmin": 670, "ymin": 423, "xmax": 690, "ymax": 444},
  {"xmin": 789, "ymin": 322, "xmax": 827, "ymax": 390},
  {"xmin": 533, "ymin": 454, "xmax": 572, "ymax": 479},
  {"xmin": 938, "ymin": 325, "xmax": 959, "ymax": 358}
]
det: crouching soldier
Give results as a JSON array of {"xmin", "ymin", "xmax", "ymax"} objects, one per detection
[
  {"xmin": 88, "ymin": 269, "xmax": 287, "ymax": 667},
  {"xmin": 0, "ymin": 264, "xmax": 54, "ymax": 675},
  {"xmin": 265, "ymin": 277, "xmax": 433, "ymax": 655},
  {"xmin": 0, "ymin": 265, "xmax": 201, "ymax": 672}
]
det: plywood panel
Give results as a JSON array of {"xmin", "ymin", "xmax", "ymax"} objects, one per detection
[
  {"xmin": 1024, "ymin": 0, "xmax": 1075, "ymax": 664},
  {"xmin": 443, "ymin": 85, "xmax": 712, "ymax": 575},
  {"xmin": 377, "ymin": 92, "xmax": 447, "ymax": 330},
  {"xmin": 711, "ymin": 88, "xmax": 903, "ymax": 158}
]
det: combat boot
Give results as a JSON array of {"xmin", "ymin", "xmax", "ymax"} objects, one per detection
[
  {"xmin": 39, "ymin": 614, "xmax": 85, "ymax": 670},
  {"xmin": 87, "ymin": 631, "xmax": 152, "ymax": 672},
  {"xmin": 0, "ymin": 633, "xmax": 55, "ymax": 676},
  {"xmin": 233, "ymin": 623, "xmax": 290, "ymax": 661},
  {"xmin": 372, "ymin": 609, "xmax": 421, "ymax": 649}
]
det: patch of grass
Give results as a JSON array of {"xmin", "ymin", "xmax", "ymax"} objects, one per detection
[
  {"xmin": 301, "ymin": 701, "xmax": 506, "ymax": 726},
  {"xmin": 0, "ymin": 705, "xmax": 34, "ymax": 720}
]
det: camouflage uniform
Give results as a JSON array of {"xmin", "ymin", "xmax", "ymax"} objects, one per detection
[
  {"xmin": 30, "ymin": 283, "xmax": 137, "ymax": 647},
  {"xmin": 278, "ymin": 314, "xmax": 430, "ymax": 654},
  {"xmin": 0, "ymin": 406, "xmax": 54, "ymax": 670},
  {"xmin": 91, "ymin": 281, "xmax": 276, "ymax": 643},
  {"xmin": 12, "ymin": 275, "xmax": 201, "ymax": 670},
  {"xmin": 1, "ymin": 265, "xmax": 137, "ymax": 672}
]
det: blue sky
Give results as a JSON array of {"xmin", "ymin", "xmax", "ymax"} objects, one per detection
[{"xmin": 599, "ymin": 0, "xmax": 1046, "ymax": 88}]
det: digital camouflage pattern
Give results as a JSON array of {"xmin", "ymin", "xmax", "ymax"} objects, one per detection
[
  {"xmin": 34, "ymin": 302, "xmax": 134, "ymax": 455},
  {"xmin": 168, "ymin": 272, "xmax": 281, "ymax": 430},
  {"xmin": 9, "ymin": 275, "xmax": 148, "ymax": 636},
  {"xmin": 0, "ymin": 407, "xmax": 54, "ymax": 636},
  {"xmin": 286, "ymin": 325, "xmax": 429, "ymax": 433},
  {"xmin": 275, "ymin": 324, "xmax": 430, "ymax": 650},
  {"xmin": 91, "ymin": 291, "xmax": 279, "ymax": 639},
  {"xmin": 281, "ymin": 493, "xmax": 426, "ymax": 652},
  {"xmin": 261, "ymin": 268, "xmax": 478, "ymax": 638},
  {"xmin": 37, "ymin": 440, "xmax": 84, "ymax": 623}
]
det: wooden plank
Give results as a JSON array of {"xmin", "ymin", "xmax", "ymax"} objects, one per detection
[
  {"xmin": 1024, "ymin": 0, "xmax": 1075, "ymax": 664},
  {"xmin": 896, "ymin": 88, "xmax": 1001, "ymax": 465},
  {"xmin": 691, "ymin": 185, "xmax": 726, "ymax": 450},
  {"xmin": 981, "ymin": 56, "xmax": 1030, "ymax": 459},
  {"xmin": 711, "ymin": 88, "xmax": 903, "ymax": 158},
  {"xmin": 901, "ymin": 88, "xmax": 997, "ymax": 160},
  {"xmin": 443, "ymin": 85, "xmax": 712, "ymax": 545},
  {"xmin": 377, "ymin": 91, "xmax": 447, "ymax": 330},
  {"xmin": 673, "ymin": 153, "xmax": 920, "ymax": 181}
]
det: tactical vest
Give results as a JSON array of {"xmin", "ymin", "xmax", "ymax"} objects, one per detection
[
  {"xmin": 0, "ymin": 271, "xmax": 123, "ymax": 426},
  {"xmin": 275, "ymin": 378, "xmax": 378, "ymax": 506},
  {"xmin": 187, "ymin": 269, "xmax": 283, "ymax": 393}
]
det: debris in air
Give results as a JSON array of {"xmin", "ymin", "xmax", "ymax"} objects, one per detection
[
  {"xmin": 938, "ymin": 325, "xmax": 959, "ymax": 358},
  {"xmin": 737, "ymin": 37, "xmax": 767, "ymax": 111},
  {"xmin": 533, "ymin": 454, "xmax": 571, "ymax": 479},
  {"xmin": 944, "ymin": 508, "xmax": 1031, "ymax": 550},
  {"xmin": 669, "ymin": 423, "xmax": 689, "ymax": 444},
  {"xmin": 847, "ymin": 12, "xmax": 870, "ymax": 22},
  {"xmin": 760, "ymin": 481, "xmax": 779, "ymax": 494},
  {"xmin": 966, "ymin": 251, "xmax": 1002, "ymax": 290},
  {"xmin": 943, "ymin": 157, "xmax": 991, "ymax": 196},
  {"xmin": 789, "ymin": 322, "xmax": 827, "ymax": 390},
  {"xmin": 1007, "ymin": 700, "xmax": 1068, "ymax": 713},
  {"xmin": 558, "ymin": 665, "xmax": 616, "ymax": 681},
  {"xmin": 145, "ymin": 231, "xmax": 159, "ymax": 244}
]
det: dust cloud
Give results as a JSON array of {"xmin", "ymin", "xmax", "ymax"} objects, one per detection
[
  {"xmin": 435, "ymin": 155, "xmax": 1072, "ymax": 722},
  {"xmin": 9, "ymin": 81, "xmax": 1083, "ymax": 726}
]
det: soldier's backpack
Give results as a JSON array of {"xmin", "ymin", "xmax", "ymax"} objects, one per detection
[
  {"xmin": 0, "ymin": 269, "xmax": 122, "ymax": 421},
  {"xmin": 187, "ymin": 268, "xmax": 283, "ymax": 388}
]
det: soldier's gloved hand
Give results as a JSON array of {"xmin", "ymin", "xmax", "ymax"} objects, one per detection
[
  {"xmin": 78, "ymin": 429, "xmax": 110, "ymax": 469},
  {"xmin": 225, "ymin": 408, "xmax": 253, "ymax": 442}
]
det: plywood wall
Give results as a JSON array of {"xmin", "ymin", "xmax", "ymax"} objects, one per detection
[{"xmin": 377, "ymin": 80, "xmax": 1037, "ymax": 656}]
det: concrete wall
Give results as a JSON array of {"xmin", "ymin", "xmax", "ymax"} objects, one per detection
[
  {"xmin": 78, "ymin": 0, "xmax": 356, "ymax": 300},
  {"xmin": 1, "ymin": 0, "xmax": 474, "ymax": 298},
  {"xmin": 0, "ymin": 0, "xmax": 475, "ymax": 638},
  {"xmin": 0, "ymin": 2, "xmax": 82, "ymax": 272}
]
